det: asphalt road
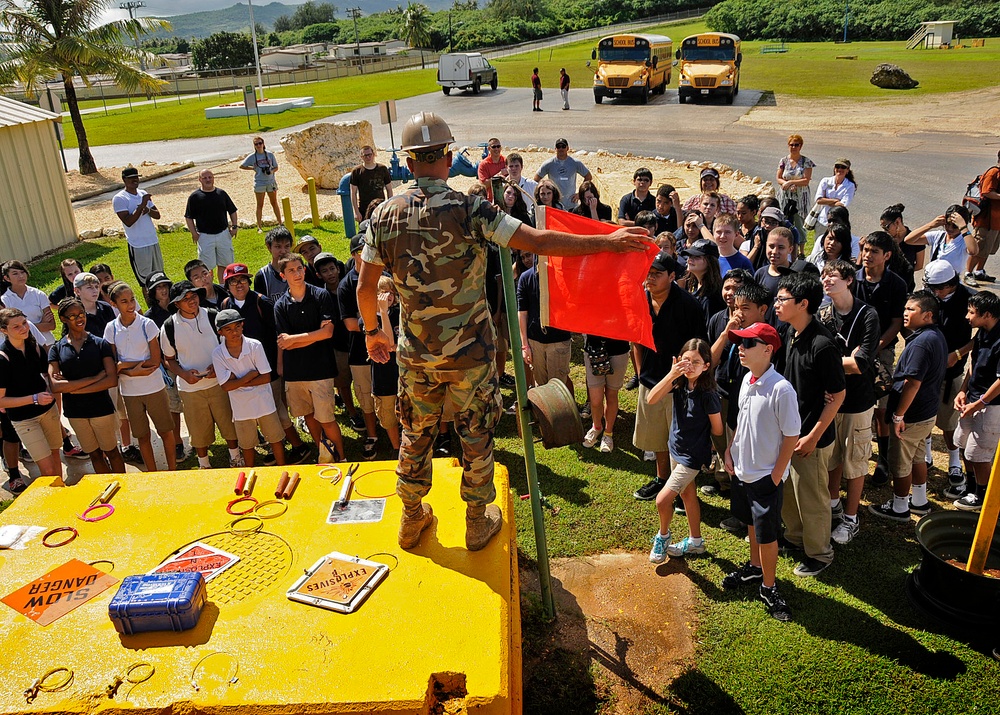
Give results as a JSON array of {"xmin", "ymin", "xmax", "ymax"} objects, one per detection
[{"xmin": 68, "ymin": 86, "xmax": 1000, "ymax": 268}]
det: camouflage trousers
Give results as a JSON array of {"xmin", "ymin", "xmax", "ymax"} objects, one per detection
[{"xmin": 396, "ymin": 362, "xmax": 502, "ymax": 510}]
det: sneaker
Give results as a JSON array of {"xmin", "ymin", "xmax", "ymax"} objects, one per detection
[
  {"xmin": 701, "ymin": 483, "xmax": 731, "ymax": 497},
  {"xmin": 6, "ymin": 476, "xmax": 27, "ymax": 495},
  {"xmin": 261, "ymin": 448, "xmax": 278, "ymax": 467},
  {"xmin": 954, "ymin": 492, "xmax": 983, "ymax": 512},
  {"xmin": 175, "ymin": 443, "xmax": 187, "ymax": 462},
  {"xmin": 257, "ymin": 430, "xmax": 268, "ymax": 447},
  {"xmin": 599, "ymin": 435, "xmax": 614, "ymax": 453},
  {"xmin": 296, "ymin": 416, "xmax": 308, "ymax": 433},
  {"xmin": 869, "ymin": 498, "xmax": 910, "ymax": 522},
  {"xmin": 434, "ymin": 433, "xmax": 451, "ymax": 457},
  {"xmin": 19, "ymin": 448, "xmax": 34, "ymax": 463},
  {"xmin": 229, "ymin": 452, "xmax": 246, "ymax": 468},
  {"xmin": 633, "ymin": 477, "xmax": 665, "ymax": 501},
  {"xmin": 722, "ymin": 561, "xmax": 763, "ymax": 590},
  {"xmin": 759, "ymin": 584, "xmax": 792, "ymax": 622},
  {"xmin": 666, "ymin": 536, "xmax": 707, "ymax": 557},
  {"xmin": 674, "ymin": 497, "xmax": 686, "ymax": 515},
  {"xmin": 649, "ymin": 531, "xmax": 671, "ymax": 564},
  {"xmin": 777, "ymin": 535, "xmax": 800, "ymax": 554},
  {"xmin": 287, "ymin": 443, "xmax": 312, "ymax": 465},
  {"xmin": 349, "ymin": 412, "xmax": 366, "ymax": 431},
  {"xmin": 398, "ymin": 503, "xmax": 434, "ymax": 549},
  {"xmin": 335, "ymin": 393, "xmax": 345, "ymax": 409},
  {"xmin": 871, "ymin": 459, "xmax": 889, "ymax": 487},
  {"xmin": 63, "ymin": 444, "xmax": 88, "ymax": 460},
  {"xmin": 964, "ymin": 272, "xmax": 980, "ymax": 287},
  {"xmin": 505, "ymin": 402, "xmax": 518, "ymax": 415},
  {"xmin": 948, "ymin": 465, "xmax": 966, "ymax": 487},
  {"xmin": 720, "ymin": 516, "xmax": 745, "ymax": 535},
  {"xmin": 362, "ymin": 437, "xmax": 378, "ymax": 461},
  {"xmin": 793, "ymin": 557, "xmax": 831, "ymax": 577},
  {"xmin": 499, "ymin": 373, "xmax": 515, "ymax": 387},
  {"xmin": 579, "ymin": 403, "xmax": 592, "ymax": 420},
  {"xmin": 831, "ymin": 500, "xmax": 844, "ymax": 525},
  {"xmin": 643, "ymin": 450, "xmax": 657, "ymax": 462},
  {"xmin": 832, "ymin": 517, "xmax": 860, "ymax": 545},
  {"xmin": 582, "ymin": 427, "xmax": 601, "ymax": 448},
  {"xmin": 974, "ymin": 269, "xmax": 996, "ymax": 283},
  {"xmin": 909, "ymin": 498, "xmax": 932, "ymax": 517},
  {"xmin": 121, "ymin": 445, "xmax": 142, "ymax": 463},
  {"xmin": 943, "ymin": 482, "xmax": 967, "ymax": 500},
  {"xmin": 625, "ymin": 375, "xmax": 640, "ymax": 390}
]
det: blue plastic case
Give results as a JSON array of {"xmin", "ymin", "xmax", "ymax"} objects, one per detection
[{"xmin": 108, "ymin": 572, "xmax": 207, "ymax": 635}]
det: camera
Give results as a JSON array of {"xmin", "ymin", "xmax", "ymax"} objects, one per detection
[{"xmin": 261, "ymin": 166, "xmax": 271, "ymax": 176}]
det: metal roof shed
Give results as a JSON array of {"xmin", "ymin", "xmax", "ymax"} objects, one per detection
[{"xmin": 0, "ymin": 96, "xmax": 77, "ymax": 262}]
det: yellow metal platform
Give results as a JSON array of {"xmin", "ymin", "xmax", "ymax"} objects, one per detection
[{"xmin": 0, "ymin": 460, "xmax": 521, "ymax": 714}]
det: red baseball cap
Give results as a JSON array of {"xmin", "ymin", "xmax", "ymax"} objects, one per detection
[
  {"xmin": 223, "ymin": 263, "xmax": 250, "ymax": 285},
  {"xmin": 729, "ymin": 322, "xmax": 781, "ymax": 352}
]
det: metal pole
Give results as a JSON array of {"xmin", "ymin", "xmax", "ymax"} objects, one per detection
[
  {"xmin": 499, "ymin": 246, "xmax": 555, "ymax": 620},
  {"xmin": 842, "ymin": 0, "xmax": 850, "ymax": 43},
  {"xmin": 247, "ymin": 0, "xmax": 266, "ymax": 101}
]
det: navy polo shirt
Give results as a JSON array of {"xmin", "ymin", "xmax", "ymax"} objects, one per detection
[
  {"xmin": 517, "ymin": 267, "xmax": 570, "ymax": 344},
  {"xmin": 618, "ymin": 191, "xmax": 656, "ymax": 223},
  {"xmin": 48, "ymin": 335, "xmax": 115, "ymax": 419},
  {"xmin": 0, "ymin": 340, "xmax": 52, "ymax": 422},
  {"xmin": 854, "ymin": 268, "xmax": 907, "ymax": 348},
  {"xmin": 967, "ymin": 322, "xmax": 1000, "ymax": 405},
  {"xmin": 274, "ymin": 284, "xmax": 338, "ymax": 383},
  {"xmin": 887, "ymin": 325, "xmax": 948, "ymax": 423},
  {"xmin": 938, "ymin": 285, "xmax": 973, "ymax": 382},
  {"xmin": 372, "ymin": 304, "xmax": 400, "ymax": 397},
  {"xmin": 669, "ymin": 384, "xmax": 722, "ymax": 469},
  {"xmin": 221, "ymin": 291, "xmax": 279, "ymax": 378},
  {"xmin": 782, "ymin": 318, "xmax": 846, "ymax": 447},
  {"xmin": 338, "ymin": 266, "xmax": 371, "ymax": 365},
  {"xmin": 638, "ymin": 285, "xmax": 707, "ymax": 388}
]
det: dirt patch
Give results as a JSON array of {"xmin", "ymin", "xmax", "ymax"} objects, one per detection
[
  {"xmin": 521, "ymin": 552, "xmax": 698, "ymax": 714},
  {"xmin": 66, "ymin": 162, "xmax": 194, "ymax": 202},
  {"xmin": 740, "ymin": 85, "xmax": 1000, "ymax": 137}
]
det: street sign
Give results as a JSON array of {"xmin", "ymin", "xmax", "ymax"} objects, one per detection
[
  {"xmin": 379, "ymin": 100, "xmax": 396, "ymax": 125},
  {"xmin": 244, "ymin": 85, "xmax": 257, "ymax": 111}
]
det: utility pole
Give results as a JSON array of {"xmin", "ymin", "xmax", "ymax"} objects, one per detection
[
  {"xmin": 347, "ymin": 7, "xmax": 362, "ymax": 73},
  {"xmin": 246, "ymin": 0, "xmax": 265, "ymax": 101},
  {"xmin": 120, "ymin": 1, "xmax": 146, "ymax": 70}
]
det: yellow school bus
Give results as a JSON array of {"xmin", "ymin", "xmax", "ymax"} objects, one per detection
[
  {"xmin": 591, "ymin": 33, "xmax": 673, "ymax": 105},
  {"xmin": 675, "ymin": 32, "xmax": 742, "ymax": 105}
]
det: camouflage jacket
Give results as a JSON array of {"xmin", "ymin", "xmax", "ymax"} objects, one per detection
[{"xmin": 363, "ymin": 177, "xmax": 521, "ymax": 371}]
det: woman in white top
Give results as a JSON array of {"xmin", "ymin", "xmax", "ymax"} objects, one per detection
[
  {"xmin": 812, "ymin": 158, "xmax": 857, "ymax": 241},
  {"xmin": 1, "ymin": 260, "xmax": 55, "ymax": 345},
  {"xmin": 903, "ymin": 204, "xmax": 977, "ymax": 281}
]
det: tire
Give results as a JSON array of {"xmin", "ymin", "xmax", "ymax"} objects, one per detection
[
  {"xmin": 656, "ymin": 80, "xmax": 666, "ymax": 95},
  {"xmin": 639, "ymin": 84, "xmax": 648, "ymax": 104},
  {"xmin": 725, "ymin": 88, "xmax": 734, "ymax": 105},
  {"xmin": 594, "ymin": 91, "xmax": 603, "ymax": 104},
  {"xmin": 733, "ymin": 81, "xmax": 740, "ymax": 97},
  {"xmin": 442, "ymin": 86, "xmax": 451, "ymax": 96},
  {"xmin": 490, "ymin": 74, "xmax": 498, "ymax": 91},
  {"xmin": 472, "ymin": 78, "xmax": 481, "ymax": 95}
]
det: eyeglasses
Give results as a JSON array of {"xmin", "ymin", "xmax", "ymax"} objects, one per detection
[
  {"xmin": 488, "ymin": 144, "xmax": 501, "ymax": 150},
  {"xmin": 773, "ymin": 295, "xmax": 795, "ymax": 304},
  {"xmin": 555, "ymin": 144, "xmax": 568, "ymax": 149},
  {"xmin": 834, "ymin": 165, "xmax": 848, "ymax": 170},
  {"xmin": 253, "ymin": 141, "xmax": 264, "ymax": 146},
  {"xmin": 788, "ymin": 142, "xmax": 802, "ymax": 147},
  {"xmin": 737, "ymin": 337, "xmax": 766, "ymax": 349}
]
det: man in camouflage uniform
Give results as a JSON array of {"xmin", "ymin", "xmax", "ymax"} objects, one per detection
[{"xmin": 359, "ymin": 111, "xmax": 649, "ymax": 551}]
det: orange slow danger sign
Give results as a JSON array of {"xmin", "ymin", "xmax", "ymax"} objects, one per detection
[{"xmin": 2, "ymin": 559, "xmax": 117, "ymax": 626}]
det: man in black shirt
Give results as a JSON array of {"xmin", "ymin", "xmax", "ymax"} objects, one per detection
[
  {"xmin": 184, "ymin": 169, "xmax": 239, "ymax": 284},
  {"xmin": 274, "ymin": 254, "xmax": 344, "ymax": 462},
  {"xmin": 773, "ymin": 274, "xmax": 845, "ymax": 576},
  {"xmin": 618, "ymin": 168, "xmax": 656, "ymax": 226},
  {"xmin": 819, "ymin": 261, "xmax": 880, "ymax": 545},
  {"xmin": 854, "ymin": 231, "xmax": 908, "ymax": 486},
  {"xmin": 632, "ymin": 252, "xmax": 707, "ymax": 501}
]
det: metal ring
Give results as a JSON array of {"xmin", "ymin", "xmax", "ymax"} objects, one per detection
[
  {"xmin": 125, "ymin": 662, "xmax": 155, "ymax": 684},
  {"xmin": 364, "ymin": 552, "xmax": 399, "ymax": 571},
  {"xmin": 78, "ymin": 503, "xmax": 115, "ymax": 522},
  {"xmin": 226, "ymin": 496, "xmax": 258, "ymax": 516},
  {"xmin": 228, "ymin": 515, "xmax": 263, "ymax": 535},
  {"xmin": 352, "ymin": 469, "xmax": 398, "ymax": 499},
  {"xmin": 317, "ymin": 465, "xmax": 343, "ymax": 484},
  {"xmin": 40, "ymin": 666, "xmax": 74, "ymax": 691},
  {"xmin": 42, "ymin": 527, "xmax": 78, "ymax": 548},
  {"xmin": 253, "ymin": 499, "xmax": 288, "ymax": 519},
  {"xmin": 88, "ymin": 560, "xmax": 115, "ymax": 573}
]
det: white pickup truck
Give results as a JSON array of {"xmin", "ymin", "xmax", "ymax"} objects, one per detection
[{"xmin": 437, "ymin": 53, "xmax": 498, "ymax": 95}]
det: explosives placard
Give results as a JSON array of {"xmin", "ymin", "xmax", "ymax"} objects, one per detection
[
  {"xmin": 287, "ymin": 552, "xmax": 388, "ymax": 614},
  {"xmin": 150, "ymin": 542, "xmax": 239, "ymax": 582},
  {"xmin": 2, "ymin": 559, "xmax": 117, "ymax": 626}
]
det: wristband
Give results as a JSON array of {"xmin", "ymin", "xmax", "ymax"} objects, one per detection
[
  {"xmin": 32, "ymin": 393, "xmax": 38, "ymax": 405},
  {"xmin": 892, "ymin": 414, "xmax": 904, "ymax": 424},
  {"xmin": 364, "ymin": 328, "xmax": 380, "ymax": 336}
]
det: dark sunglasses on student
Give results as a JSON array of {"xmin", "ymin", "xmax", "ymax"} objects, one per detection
[{"xmin": 737, "ymin": 337, "xmax": 766, "ymax": 349}]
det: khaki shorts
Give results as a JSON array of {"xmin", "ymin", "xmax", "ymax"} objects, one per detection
[
  {"xmin": 122, "ymin": 389, "xmax": 174, "ymax": 440},
  {"xmin": 108, "ymin": 385, "xmax": 128, "ymax": 421},
  {"xmin": 830, "ymin": 408, "xmax": 874, "ymax": 479},
  {"xmin": 633, "ymin": 383, "xmax": 672, "ymax": 453},
  {"xmin": 973, "ymin": 226, "xmax": 1000, "ymax": 256},
  {"xmin": 285, "ymin": 378, "xmax": 337, "ymax": 423},
  {"xmin": 270, "ymin": 379, "xmax": 292, "ymax": 430},
  {"xmin": 955, "ymin": 404, "xmax": 1000, "ymax": 463},
  {"xmin": 234, "ymin": 411, "xmax": 284, "ymax": 450},
  {"xmin": 936, "ymin": 374, "xmax": 964, "ymax": 432},
  {"xmin": 374, "ymin": 394, "xmax": 399, "ymax": 430},
  {"xmin": 664, "ymin": 462, "xmax": 701, "ymax": 494},
  {"xmin": 584, "ymin": 352, "xmax": 630, "ymax": 390},
  {"xmin": 178, "ymin": 385, "xmax": 237, "ymax": 448},
  {"xmin": 69, "ymin": 414, "xmax": 119, "ymax": 454},
  {"xmin": 889, "ymin": 416, "xmax": 935, "ymax": 479},
  {"xmin": 12, "ymin": 406, "xmax": 62, "ymax": 463},
  {"xmin": 528, "ymin": 339, "xmax": 571, "ymax": 387},
  {"xmin": 351, "ymin": 365, "xmax": 375, "ymax": 413},
  {"xmin": 196, "ymin": 229, "xmax": 234, "ymax": 270}
]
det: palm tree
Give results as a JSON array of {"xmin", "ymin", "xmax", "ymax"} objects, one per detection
[
  {"xmin": 401, "ymin": 2, "xmax": 432, "ymax": 49},
  {"xmin": 0, "ymin": 0, "xmax": 169, "ymax": 175}
]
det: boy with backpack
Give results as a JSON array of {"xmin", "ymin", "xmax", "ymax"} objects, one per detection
[{"xmin": 966, "ymin": 151, "xmax": 1000, "ymax": 284}]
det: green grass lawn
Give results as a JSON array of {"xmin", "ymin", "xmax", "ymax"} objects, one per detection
[{"xmin": 493, "ymin": 20, "xmax": 1000, "ymax": 99}]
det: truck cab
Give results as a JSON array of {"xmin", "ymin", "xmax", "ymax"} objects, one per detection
[{"xmin": 437, "ymin": 53, "xmax": 499, "ymax": 95}]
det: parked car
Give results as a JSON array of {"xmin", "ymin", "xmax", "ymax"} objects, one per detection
[{"xmin": 437, "ymin": 53, "xmax": 498, "ymax": 95}]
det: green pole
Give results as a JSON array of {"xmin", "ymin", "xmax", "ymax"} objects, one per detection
[{"xmin": 499, "ymin": 246, "xmax": 555, "ymax": 620}]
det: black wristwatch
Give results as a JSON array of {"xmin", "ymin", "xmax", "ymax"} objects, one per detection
[{"xmin": 364, "ymin": 328, "xmax": 380, "ymax": 336}]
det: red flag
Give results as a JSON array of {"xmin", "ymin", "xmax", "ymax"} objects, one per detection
[{"xmin": 537, "ymin": 206, "xmax": 659, "ymax": 349}]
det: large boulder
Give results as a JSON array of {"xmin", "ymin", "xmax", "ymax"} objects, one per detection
[
  {"xmin": 870, "ymin": 63, "xmax": 918, "ymax": 90},
  {"xmin": 280, "ymin": 120, "xmax": 374, "ymax": 189}
]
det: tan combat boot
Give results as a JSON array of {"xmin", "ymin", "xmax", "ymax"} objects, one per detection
[
  {"xmin": 398, "ymin": 502, "xmax": 433, "ymax": 549},
  {"xmin": 466, "ymin": 504, "xmax": 503, "ymax": 551}
]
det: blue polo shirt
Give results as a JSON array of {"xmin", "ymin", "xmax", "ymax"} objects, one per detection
[
  {"xmin": 48, "ymin": 335, "xmax": 116, "ymax": 419},
  {"xmin": 967, "ymin": 322, "xmax": 1000, "ymax": 405},
  {"xmin": 887, "ymin": 325, "xmax": 948, "ymax": 423},
  {"xmin": 669, "ymin": 384, "xmax": 721, "ymax": 469}
]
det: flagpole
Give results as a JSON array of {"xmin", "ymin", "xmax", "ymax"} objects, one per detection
[{"xmin": 500, "ymin": 244, "xmax": 555, "ymax": 621}]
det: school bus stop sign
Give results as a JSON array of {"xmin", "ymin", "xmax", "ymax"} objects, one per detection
[{"xmin": 2, "ymin": 559, "xmax": 117, "ymax": 626}]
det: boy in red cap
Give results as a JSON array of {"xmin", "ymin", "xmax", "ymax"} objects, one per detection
[{"xmin": 723, "ymin": 321, "xmax": 800, "ymax": 621}]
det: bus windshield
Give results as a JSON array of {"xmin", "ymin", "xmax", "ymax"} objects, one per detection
[
  {"xmin": 599, "ymin": 47, "xmax": 650, "ymax": 63},
  {"xmin": 681, "ymin": 47, "xmax": 735, "ymax": 62}
]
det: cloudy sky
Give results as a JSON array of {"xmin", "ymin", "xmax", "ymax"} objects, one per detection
[{"xmin": 101, "ymin": 1, "xmax": 304, "ymax": 21}]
